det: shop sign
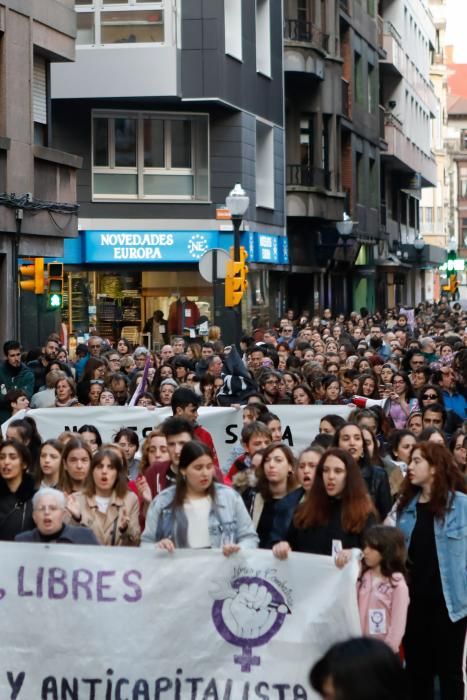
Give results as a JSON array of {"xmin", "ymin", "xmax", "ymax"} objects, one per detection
[
  {"xmin": 243, "ymin": 232, "xmax": 289, "ymax": 265},
  {"xmin": 83, "ymin": 230, "xmax": 224, "ymax": 263}
]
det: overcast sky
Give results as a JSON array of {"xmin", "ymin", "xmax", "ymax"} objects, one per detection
[{"xmin": 446, "ymin": 0, "xmax": 467, "ymax": 61}]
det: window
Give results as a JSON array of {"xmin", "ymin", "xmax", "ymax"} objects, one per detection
[
  {"xmin": 75, "ymin": 1, "xmax": 164, "ymax": 45},
  {"xmin": 354, "ymin": 52, "xmax": 364, "ymax": 105},
  {"xmin": 33, "ymin": 55, "xmax": 48, "ymax": 146},
  {"xmin": 256, "ymin": 120, "xmax": 274, "ymax": 209},
  {"xmin": 92, "ymin": 111, "xmax": 209, "ymax": 201},
  {"xmin": 300, "ymin": 115, "xmax": 315, "ymax": 167},
  {"xmin": 460, "ymin": 177, "xmax": 467, "ymax": 199},
  {"xmin": 356, "ymin": 153, "xmax": 365, "ymax": 204},
  {"xmin": 368, "ymin": 62, "xmax": 377, "ymax": 114},
  {"xmin": 462, "ymin": 218, "xmax": 467, "ymax": 246},
  {"xmin": 256, "ymin": 0, "xmax": 271, "ymax": 77},
  {"xmin": 369, "ymin": 158, "xmax": 378, "ymax": 208},
  {"xmin": 461, "ymin": 130, "xmax": 467, "ymax": 150},
  {"xmin": 225, "ymin": 0, "xmax": 242, "ymax": 60}
]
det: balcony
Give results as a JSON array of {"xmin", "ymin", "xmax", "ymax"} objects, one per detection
[
  {"xmin": 382, "ymin": 113, "xmax": 437, "ymax": 187},
  {"xmin": 284, "ymin": 19, "xmax": 329, "ymax": 52},
  {"xmin": 380, "ymin": 23, "xmax": 405, "ymax": 78},
  {"xmin": 379, "ymin": 105, "xmax": 387, "ymax": 145},
  {"xmin": 287, "ymin": 164, "xmax": 328, "ymax": 189}
]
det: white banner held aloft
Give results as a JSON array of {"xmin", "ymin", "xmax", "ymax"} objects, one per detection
[
  {"xmin": 0, "ymin": 544, "xmax": 361, "ymax": 699},
  {"xmin": 2, "ymin": 404, "xmax": 352, "ymax": 473}
]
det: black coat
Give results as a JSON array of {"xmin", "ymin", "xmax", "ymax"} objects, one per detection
[
  {"xmin": 0, "ymin": 473, "xmax": 36, "ymax": 541},
  {"xmin": 15, "ymin": 524, "xmax": 99, "ymax": 545},
  {"xmin": 360, "ymin": 463, "xmax": 392, "ymax": 520}
]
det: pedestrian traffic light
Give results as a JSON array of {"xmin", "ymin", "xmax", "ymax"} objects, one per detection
[
  {"xmin": 19, "ymin": 257, "xmax": 44, "ymax": 294},
  {"xmin": 225, "ymin": 246, "xmax": 248, "ymax": 307},
  {"xmin": 47, "ymin": 261, "xmax": 64, "ymax": 309}
]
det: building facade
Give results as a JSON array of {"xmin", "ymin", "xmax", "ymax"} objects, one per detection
[
  {"xmin": 378, "ymin": 0, "xmax": 442, "ymax": 308},
  {"xmin": 51, "ymin": 0, "xmax": 285, "ymax": 346},
  {"xmin": 0, "ymin": 0, "xmax": 81, "ymax": 346}
]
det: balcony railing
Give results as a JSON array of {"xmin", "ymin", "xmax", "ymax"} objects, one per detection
[
  {"xmin": 384, "ymin": 111, "xmax": 403, "ymax": 130},
  {"xmin": 284, "ymin": 19, "xmax": 329, "ymax": 52},
  {"xmin": 342, "ymin": 78, "xmax": 350, "ymax": 118},
  {"xmin": 287, "ymin": 164, "xmax": 328, "ymax": 189}
]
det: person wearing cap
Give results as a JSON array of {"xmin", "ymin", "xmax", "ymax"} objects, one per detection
[{"xmin": 15, "ymin": 488, "xmax": 99, "ymax": 544}]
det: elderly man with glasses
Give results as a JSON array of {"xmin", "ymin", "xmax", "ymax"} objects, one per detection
[{"xmin": 15, "ymin": 488, "xmax": 99, "ymax": 544}]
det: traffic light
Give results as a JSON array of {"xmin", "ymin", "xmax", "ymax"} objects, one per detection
[
  {"xmin": 225, "ymin": 246, "xmax": 248, "ymax": 307},
  {"xmin": 47, "ymin": 261, "xmax": 64, "ymax": 309},
  {"xmin": 19, "ymin": 258, "xmax": 44, "ymax": 294}
]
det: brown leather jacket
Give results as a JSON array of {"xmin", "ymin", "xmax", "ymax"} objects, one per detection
[{"xmin": 69, "ymin": 491, "xmax": 140, "ymax": 546}]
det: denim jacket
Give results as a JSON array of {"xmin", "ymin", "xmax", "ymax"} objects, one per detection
[
  {"xmin": 396, "ymin": 491, "xmax": 467, "ymax": 622},
  {"xmin": 141, "ymin": 483, "xmax": 259, "ymax": 549}
]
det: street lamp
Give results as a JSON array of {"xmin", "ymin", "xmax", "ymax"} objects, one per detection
[
  {"xmin": 225, "ymin": 184, "xmax": 250, "ymax": 345},
  {"xmin": 336, "ymin": 212, "xmax": 356, "ymax": 238},
  {"xmin": 413, "ymin": 235, "xmax": 425, "ymax": 252},
  {"xmin": 447, "ymin": 237, "xmax": 457, "ymax": 254}
]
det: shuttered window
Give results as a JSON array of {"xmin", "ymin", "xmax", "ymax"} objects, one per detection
[{"xmin": 33, "ymin": 56, "xmax": 47, "ymax": 125}]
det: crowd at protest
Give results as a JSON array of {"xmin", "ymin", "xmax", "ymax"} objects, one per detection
[{"xmin": 0, "ymin": 298, "xmax": 466, "ymax": 700}]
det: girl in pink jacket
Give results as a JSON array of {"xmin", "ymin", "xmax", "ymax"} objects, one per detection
[{"xmin": 358, "ymin": 525, "xmax": 410, "ymax": 653}]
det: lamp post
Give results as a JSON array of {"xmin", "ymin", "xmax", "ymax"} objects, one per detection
[
  {"xmin": 225, "ymin": 184, "xmax": 249, "ymax": 346},
  {"xmin": 335, "ymin": 213, "xmax": 356, "ymax": 314}
]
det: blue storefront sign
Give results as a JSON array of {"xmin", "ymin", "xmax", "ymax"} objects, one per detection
[{"xmin": 62, "ymin": 230, "xmax": 289, "ymax": 265}]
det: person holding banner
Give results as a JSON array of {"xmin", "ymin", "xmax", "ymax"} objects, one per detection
[
  {"xmin": 142, "ymin": 441, "xmax": 258, "ymax": 553},
  {"xmin": 245, "ymin": 443, "xmax": 303, "ymax": 549},
  {"xmin": 67, "ymin": 446, "xmax": 140, "ymax": 546},
  {"xmin": 272, "ymin": 448, "xmax": 376, "ymax": 561}
]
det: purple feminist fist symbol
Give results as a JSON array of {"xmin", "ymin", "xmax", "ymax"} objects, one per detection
[{"xmin": 211, "ymin": 576, "xmax": 290, "ymax": 672}]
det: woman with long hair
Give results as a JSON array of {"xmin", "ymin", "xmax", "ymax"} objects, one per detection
[
  {"xmin": 384, "ymin": 429, "xmax": 417, "ymax": 498},
  {"xmin": 55, "ymin": 376, "xmax": 80, "ymax": 408},
  {"xmin": 36, "ymin": 439, "xmax": 64, "ymax": 488},
  {"xmin": 449, "ymin": 429, "xmax": 467, "ymax": 476},
  {"xmin": 76, "ymin": 357, "xmax": 107, "ymax": 405},
  {"xmin": 295, "ymin": 446, "xmax": 323, "ymax": 494},
  {"xmin": 321, "ymin": 375, "xmax": 342, "ymax": 405},
  {"xmin": 5, "ymin": 416, "xmax": 42, "ymax": 473},
  {"xmin": 384, "ymin": 371, "xmax": 418, "ymax": 429},
  {"xmin": 333, "ymin": 422, "xmax": 392, "ymax": 520},
  {"xmin": 273, "ymin": 448, "xmax": 376, "ymax": 560},
  {"xmin": 77, "ymin": 425, "xmax": 103, "ymax": 455},
  {"xmin": 292, "ymin": 383, "xmax": 314, "ymax": 405},
  {"xmin": 58, "ymin": 437, "xmax": 92, "ymax": 494},
  {"xmin": 246, "ymin": 443, "xmax": 302, "ymax": 549},
  {"xmin": 67, "ymin": 446, "xmax": 140, "ymax": 546},
  {"xmin": 357, "ymin": 373, "xmax": 380, "ymax": 400},
  {"xmin": 141, "ymin": 441, "xmax": 258, "ymax": 553},
  {"xmin": 0, "ymin": 439, "xmax": 35, "ymax": 540},
  {"xmin": 396, "ymin": 442, "xmax": 466, "ymax": 700}
]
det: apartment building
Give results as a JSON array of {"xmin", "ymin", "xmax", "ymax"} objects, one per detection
[
  {"xmin": 378, "ymin": 0, "xmax": 441, "ymax": 307},
  {"xmin": 0, "ymin": 0, "xmax": 81, "ymax": 345},
  {"xmin": 50, "ymin": 0, "xmax": 286, "ymax": 343}
]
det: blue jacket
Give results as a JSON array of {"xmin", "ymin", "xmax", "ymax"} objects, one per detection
[
  {"xmin": 396, "ymin": 491, "xmax": 467, "ymax": 622},
  {"xmin": 141, "ymin": 483, "xmax": 259, "ymax": 549}
]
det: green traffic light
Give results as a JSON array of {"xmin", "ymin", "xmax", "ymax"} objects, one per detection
[{"xmin": 48, "ymin": 293, "xmax": 62, "ymax": 308}]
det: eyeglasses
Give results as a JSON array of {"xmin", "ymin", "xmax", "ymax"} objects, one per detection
[
  {"xmin": 90, "ymin": 379, "xmax": 105, "ymax": 385},
  {"xmin": 35, "ymin": 505, "xmax": 62, "ymax": 513},
  {"xmin": 422, "ymin": 393, "xmax": 437, "ymax": 400},
  {"xmin": 264, "ymin": 379, "xmax": 279, "ymax": 385},
  {"xmin": 392, "ymin": 379, "xmax": 405, "ymax": 385},
  {"xmin": 89, "ymin": 344, "xmax": 101, "ymax": 349}
]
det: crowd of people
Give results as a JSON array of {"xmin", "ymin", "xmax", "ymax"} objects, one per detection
[{"xmin": 0, "ymin": 299, "xmax": 466, "ymax": 700}]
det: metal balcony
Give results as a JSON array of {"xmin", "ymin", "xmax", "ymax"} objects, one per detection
[
  {"xmin": 287, "ymin": 164, "xmax": 328, "ymax": 189},
  {"xmin": 284, "ymin": 18, "xmax": 329, "ymax": 52}
]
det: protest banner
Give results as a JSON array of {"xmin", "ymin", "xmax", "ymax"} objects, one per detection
[
  {"xmin": 0, "ymin": 544, "xmax": 361, "ymax": 699},
  {"xmin": 2, "ymin": 405, "xmax": 352, "ymax": 473}
]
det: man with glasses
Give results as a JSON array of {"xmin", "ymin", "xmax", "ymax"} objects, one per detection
[
  {"xmin": 277, "ymin": 325, "xmax": 296, "ymax": 349},
  {"xmin": 15, "ymin": 488, "xmax": 98, "ymax": 544},
  {"xmin": 259, "ymin": 371, "xmax": 280, "ymax": 405},
  {"xmin": 75, "ymin": 336, "xmax": 104, "ymax": 380}
]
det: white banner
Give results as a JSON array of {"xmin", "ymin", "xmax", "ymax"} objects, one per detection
[
  {"xmin": 2, "ymin": 405, "xmax": 352, "ymax": 473},
  {"xmin": 0, "ymin": 544, "xmax": 361, "ymax": 699}
]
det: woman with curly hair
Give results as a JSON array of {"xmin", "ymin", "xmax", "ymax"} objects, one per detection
[{"xmin": 396, "ymin": 442, "xmax": 466, "ymax": 700}]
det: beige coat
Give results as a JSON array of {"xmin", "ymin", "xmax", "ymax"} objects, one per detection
[{"xmin": 69, "ymin": 491, "xmax": 140, "ymax": 546}]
